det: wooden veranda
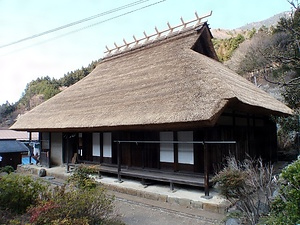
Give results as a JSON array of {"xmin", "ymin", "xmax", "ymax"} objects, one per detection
[
  {"xmin": 99, "ymin": 164, "xmax": 211, "ymax": 189},
  {"xmin": 100, "ymin": 140, "xmax": 237, "ymax": 197}
]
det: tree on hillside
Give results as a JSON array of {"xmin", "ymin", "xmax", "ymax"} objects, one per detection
[
  {"xmin": 0, "ymin": 101, "xmax": 16, "ymax": 123},
  {"xmin": 237, "ymin": 1, "xmax": 300, "ymax": 149},
  {"xmin": 18, "ymin": 76, "xmax": 61, "ymax": 109},
  {"xmin": 59, "ymin": 60, "xmax": 99, "ymax": 87},
  {"xmin": 237, "ymin": 28, "xmax": 272, "ymax": 74},
  {"xmin": 213, "ymin": 34, "xmax": 246, "ymax": 62},
  {"xmin": 239, "ymin": 1, "xmax": 300, "ymax": 107},
  {"xmin": 0, "ymin": 102, "xmax": 15, "ymax": 117},
  {"xmin": 264, "ymin": 2, "xmax": 300, "ymax": 108}
]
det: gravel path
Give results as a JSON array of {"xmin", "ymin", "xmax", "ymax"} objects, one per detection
[{"xmin": 112, "ymin": 191, "xmax": 224, "ymax": 225}]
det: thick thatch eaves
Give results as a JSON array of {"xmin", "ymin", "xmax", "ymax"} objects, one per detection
[{"xmin": 11, "ymin": 24, "xmax": 293, "ymax": 132}]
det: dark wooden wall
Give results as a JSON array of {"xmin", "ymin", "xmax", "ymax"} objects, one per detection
[
  {"xmin": 57, "ymin": 111, "xmax": 278, "ymax": 175},
  {"xmin": 0, "ymin": 153, "xmax": 22, "ymax": 169},
  {"xmin": 207, "ymin": 113, "xmax": 278, "ymax": 173}
]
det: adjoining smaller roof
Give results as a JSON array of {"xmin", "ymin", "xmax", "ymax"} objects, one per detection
[
  {"xmin": 0, "ymin": 129, "xmax": 38, "ymax": 141},
  {"xmin": 0, "ymin": 140, "xmax": 29, "ymax": 153}
]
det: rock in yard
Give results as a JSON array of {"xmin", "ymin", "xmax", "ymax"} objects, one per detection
[
  {"xmin": 225, "ymin": 218, "xmax": 240, "ymax": 225},
  {"xmin": 38, "ymin": 168, "xmax": 46, "ymax": 177}
]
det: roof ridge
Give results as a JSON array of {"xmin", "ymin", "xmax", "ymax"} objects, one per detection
[
  {"xmin": 102, "ymin": 24, "xmax": 204, "ymax": 61},
  {"xmin": 103, "ymin": 11, "xmax": 212, "ymax": 57}
]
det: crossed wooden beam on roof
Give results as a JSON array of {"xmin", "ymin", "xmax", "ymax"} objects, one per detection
[{"xmin": 104, "ymin": 11, "xmax": 212, "ymax": 54}]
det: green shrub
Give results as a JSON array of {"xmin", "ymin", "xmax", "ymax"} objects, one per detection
[
  {"xmin": 28, "ymin": 185, "xmax": 121, "ymax": 225},
  {"xmin": 267, "ymin": 159, "xmax": 300, "ymax": 224},
  {"xmin": 0, "ymin": 174, "xmax": 49, "ymax": 214},
  {"xmin": 247, "ymin": 28, "xmax": 256, "ymax": 39},
  {"xmin": 67, "ymin": 164, "xmax": 99, "ymax": 190},
  {"xmin": 75, "ymin": 164, "xmax": 100, "ymax": 175},
  {"xmin": 0, "ymin": 165, "xmax": 14, "ymax": 174},
  {"xmin": 212, "ymin": 165, "xmax": 247, "ymax": 199}
]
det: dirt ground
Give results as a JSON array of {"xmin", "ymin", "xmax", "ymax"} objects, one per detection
[{"xmin": 111, "ymin": 191, "xmax": 224, "ymax": 225}]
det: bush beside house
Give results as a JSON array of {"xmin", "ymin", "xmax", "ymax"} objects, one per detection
[
  {"xmin": 213, "ymin": 157, "xmax": 300, "ymax": 225},
  {"xmin": 0, "ymin": 167, "xmax": 123, "ymax": 225}
]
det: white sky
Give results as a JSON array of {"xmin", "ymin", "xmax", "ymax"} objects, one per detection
[{"xmin": 0, "ymin": 0, "xmax": 292, "ymax": 105}]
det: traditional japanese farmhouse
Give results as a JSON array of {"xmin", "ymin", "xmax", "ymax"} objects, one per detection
[{"xmin": 11, "ymin": 13, "xmax": 293, "ymax": 195}]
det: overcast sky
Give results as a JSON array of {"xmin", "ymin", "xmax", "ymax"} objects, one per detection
[{"xmin": 0, "ymin": 0, "xmax": 293, "ymax": 105}]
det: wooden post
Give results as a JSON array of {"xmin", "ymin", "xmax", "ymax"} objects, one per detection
[
  {"xmin": 170, "ymin": 182, "xmax": 174, "ymax": 191},
  {"xmin": 47, "ymin": 132, "xmax": 51, "ymax": 168},
  {"xmin": 29, "ymin": 132, "xmax": 32, "ymax": 164},
  {"xmin": 117, "ymin": 142, "xmax": 122, "ymax": 182},
  {"xmin": 100, "ymin": 133, "xmax": 103, "ymax": 164},
  {"xmin": 203, "ymin": 143, "xmax": 210, "ymax": 197},
  {"xmin": 173, "ymin": 132, "xmax": 178, "ymax": 172},
  {"xmin": 141, "ymin": 142, "xmax": 145, "ymax": 169},
  {"xmin": 66, "ymin": 135, "xmax": 69, "ymax": 172}
]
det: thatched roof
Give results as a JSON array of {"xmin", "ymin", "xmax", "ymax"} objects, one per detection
[{"xmin": 11, "ymin": 23, "xmax": 293, "ymax": 132}]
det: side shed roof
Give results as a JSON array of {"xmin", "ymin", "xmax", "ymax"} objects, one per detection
[
  {"xmin": 0, "ymin": 140, "xmax": 29, "ymax": 153},
  {"xmin": 0, "ymin": 129, "xmax": 38, "ymax": 141}
]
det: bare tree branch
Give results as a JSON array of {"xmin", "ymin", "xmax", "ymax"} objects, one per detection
[
  {"xmin": 287, "ymin": 0, "xmax": 298, "ymax": 9},
  {"xmin": 264, "ymin": 75, "xmax": 300, "ymax": 86}
]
